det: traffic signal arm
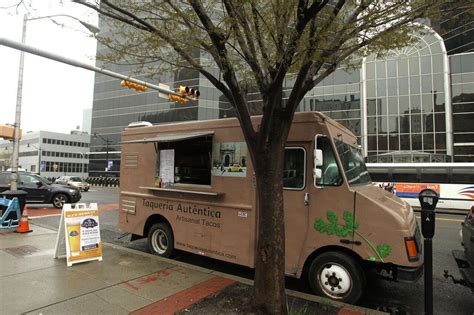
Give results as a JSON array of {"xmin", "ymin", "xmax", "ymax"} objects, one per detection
[
  {"xmin": 169, "ymin": 94, "xmax": 189, "ymax": 103},
  {"xmin": 120, "ymin": 80, "xmax": 148, "ymax": 92}
]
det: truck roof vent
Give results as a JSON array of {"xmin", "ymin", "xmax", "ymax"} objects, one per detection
[{"xmin": 126, "ymin": 121, "xmax": 152, "ymax": 128}]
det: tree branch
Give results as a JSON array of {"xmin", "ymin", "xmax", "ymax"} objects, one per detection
[{"xmin": 188, "ymin": 0, "xmax": 257, "ymax": 148}]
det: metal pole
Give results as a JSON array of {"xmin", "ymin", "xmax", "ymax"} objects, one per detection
[
  {"xmin": 81, "ymin": 153, "xmax": 85, "ymax": 176},
  {"xmin": 38, "ymin": 148, "xmax": 41, "ymax": 175},
  {"xmin": 105, "ymin": 141, "xmax": 109, "ymax": 173},
  {"xmin": 424, "ymin": 238, "xmax": 433, "ymax": 315},
  {"xmin": 10, "ymin": 14, "xmax": 28, "ymax": 190},
  {"xmin": 0, "ymin": 37, "xmax": 193, "ymax": 99}
]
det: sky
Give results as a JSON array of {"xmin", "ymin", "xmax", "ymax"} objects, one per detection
[{"xmin": 0, "ymin": 0, "xmax": 98, "ymax": 134}]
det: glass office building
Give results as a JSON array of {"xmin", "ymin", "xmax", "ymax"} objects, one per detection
[
  {"xmin": 450, "ymin": 53, "xmax": 474, "ymax": 162},
  {"xmin": 89, "ymin": 23, "xmax": 473, "ymax": 176}
]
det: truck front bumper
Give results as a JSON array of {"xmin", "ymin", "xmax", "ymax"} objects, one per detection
[{"xmin": 394, "ymin": 263, "xmax": 424, "ymax": 282}]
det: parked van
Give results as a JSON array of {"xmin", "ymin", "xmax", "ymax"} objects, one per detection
[{"xmin": 119, "ymin": 112, "xmax": 423, "ymax": 303}]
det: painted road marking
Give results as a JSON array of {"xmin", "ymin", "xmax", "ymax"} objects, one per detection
[
  {"xmin": 416, "ymin": 216, "xmax": 463, "ymax": 223},
  {"xmin": 28, "ymin": 203, "xmax": 119, "ymax": 218},
  {"xmin": 30, "ymin": 214, "xmax": 61, "ymax": 219}
]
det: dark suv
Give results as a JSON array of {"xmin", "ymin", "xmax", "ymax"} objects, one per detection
[{"xmin": 0, "ymin": 172, "xmax": 81, "ymax": 209}]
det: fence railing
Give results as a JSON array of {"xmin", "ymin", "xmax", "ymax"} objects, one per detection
[{"xmin": 45, "ymin": 177, "xmax": 120, "ymax": 187}]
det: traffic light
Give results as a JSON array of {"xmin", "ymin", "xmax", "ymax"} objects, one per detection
[
  {"xmin": 169, "ymin": 94, "xmax": 189, "ymax": 103},
  {"xmin": 178, "ymin": 86, "xmax": 200, "ymax": 98},
  {"xmin": 120, "ymin": 80, "xmax": 148, "ymax": 92}
]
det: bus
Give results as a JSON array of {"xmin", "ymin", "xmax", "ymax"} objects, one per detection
[{"xmin": 367, "ymin": 163, "xmax": 474, "ymax": 210}]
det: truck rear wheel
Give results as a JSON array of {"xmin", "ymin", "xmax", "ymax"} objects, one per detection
[
  {"xmin": 308, "ymin": 251, "xmax": 366, "ymax": 304},
  {"xmin": 148, "ymin": 223, "xmax": 174, "ymax": 258}
]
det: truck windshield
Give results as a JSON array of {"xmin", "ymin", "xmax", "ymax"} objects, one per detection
[{"xmin": 334, "ymin": 139, "xmax": 371, "ymax": 185}]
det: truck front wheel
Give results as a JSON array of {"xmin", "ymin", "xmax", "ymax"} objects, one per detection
[
  {"xmin": 308, "ymin": 251, "xmax": 366, "ymax": 304},
  {"xmin": 148, "ymin": 223, "xmax": 174, "ymax": 258}
]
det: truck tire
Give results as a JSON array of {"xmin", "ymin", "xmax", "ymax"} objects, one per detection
[
  {"xmin": 308, "ymin": 251, "xmax": 366, "ymax": 304},
  {"xmin": 148, "ymin": 223, "xmax": 174, "ymax": 258}
]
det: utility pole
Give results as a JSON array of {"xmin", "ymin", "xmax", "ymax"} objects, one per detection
[{"xmin": 94, "ymin": 133, "xmax": 112, "ymax": 173}]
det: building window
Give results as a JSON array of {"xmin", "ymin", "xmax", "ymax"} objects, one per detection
[{"xmin": 364, "ymin": 30, "xmax": 449, "ymax": 158}]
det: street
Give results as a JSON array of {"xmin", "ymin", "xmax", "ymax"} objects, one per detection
[{"xmin": 28, "ymin": 187, "xmax": 474, "ymax": 314}]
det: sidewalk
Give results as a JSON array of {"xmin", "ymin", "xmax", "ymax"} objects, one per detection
[{"xmin": 0, "ymin": 223, "xmax": 385, "ymax": 315}]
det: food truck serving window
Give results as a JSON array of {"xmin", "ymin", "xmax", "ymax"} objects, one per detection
[{"xmin": 157, "ymin": 135, "xmax": 213, "ymax": 186}]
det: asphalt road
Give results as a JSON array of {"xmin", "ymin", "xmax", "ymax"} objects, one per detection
[{"xmin": 29, "ymin": 187, "xmax": 474, "ymax": 314}]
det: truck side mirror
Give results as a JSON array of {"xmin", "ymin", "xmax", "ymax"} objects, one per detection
[
  {"xmin": 314, "ymin": 136, "xmax": 323, "ymax": 186},
  {"xmin": 314, "ymin": 149, "xmax": 323, "ymax": 167},
  {"xmin": 313, "ymin": 168, "xmax": 322, "ymax": 179},
  {"xmin": 419, "ymin": 188, "xmax": 438, "ymax": 239}
]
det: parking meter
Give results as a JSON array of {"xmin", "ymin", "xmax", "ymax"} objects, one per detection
[
  {"xmin": 418, "ymin": 188, "xmax": 438, "ymax": 315},
  {"xmin": 418, "ymin": 189, "xmax": 438, "ymax": 239}
]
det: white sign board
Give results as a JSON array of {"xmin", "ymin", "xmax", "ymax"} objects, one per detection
[
  {"xmin": 159, "ymin": 149, "xmax": 175, "ymax": 183},
  {"xmin": 54, "ymin": 203, "xmax": 102, "ymax": 267}
]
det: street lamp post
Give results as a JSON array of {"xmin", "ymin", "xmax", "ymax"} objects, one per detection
[
  {"xmin": 93, "ymin": 133, "xmax": 112, "ymax": 173},
  {"xmin": 9, "ymin": 14, "xmax": 98, "ymax": 190},
  {"xmin": 26, "ymin": 143, "xmax": 41, "ymax": 175},
  {"xmin": 78, "ymin": 151, "xmax": 87, "ymax": 177}
]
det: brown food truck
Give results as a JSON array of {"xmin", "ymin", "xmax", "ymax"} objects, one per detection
[{"xmin": 119, "ymin": 111, "xmax": 423, "ymax": 303}]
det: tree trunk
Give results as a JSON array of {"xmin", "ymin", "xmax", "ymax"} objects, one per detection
[{"xmin": 252, "ymin": 138, "xmax": 288, "ymax": 314}]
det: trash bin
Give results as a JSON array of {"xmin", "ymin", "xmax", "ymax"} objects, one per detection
[{"xmin": 0, "ymin": 190, "xmax": 28, "ymax": 220}]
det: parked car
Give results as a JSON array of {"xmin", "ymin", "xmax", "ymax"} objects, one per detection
[
  {"xmin": 227, "ymin": 163, "xmax": 243, "ymax": 172},
  {"xmin": 55, "ymin": 176, "xmax": 90, "ymax": 191},
  {"xmin": 446, "ymin": 205, "xmax": 474, "ymax": 292},
  {"xmin": 0, "ymin": 171, "xmax": 81, "ymax": 209}
]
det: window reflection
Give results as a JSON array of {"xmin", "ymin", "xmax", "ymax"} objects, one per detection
[
  {"xmin": 388, "ymin": 134, "xmax": 400, "ymax": 151},
  {"xmin": 409, "ymin": 76, "xmax": 420, "ymax": 94},
  {"xmin": 409, "ymin": 56, "xmax": 420, "ymax": 75},
  {"xmin": 398, "ymin": 58, "xmax": 409, "ymax": 76},
  {"xmin": 400, "ymin": 134, "xmax": 411, "ymax": 150},
  {"xmin": 376, "ymin": 61, "xmax": 386, "ymax": 78}
]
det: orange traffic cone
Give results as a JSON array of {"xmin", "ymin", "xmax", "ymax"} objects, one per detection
[{"xmin": 15, "ymin": 205, "xmax": 33, "ymax": 233}]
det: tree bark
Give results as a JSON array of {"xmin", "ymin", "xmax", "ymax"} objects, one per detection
[{"xmin": 252, "ymin": 133, "xmax": 288, "ymax": 315}]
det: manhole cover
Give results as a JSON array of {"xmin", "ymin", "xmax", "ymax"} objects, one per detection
[{"xmin": 3, "ymin": 245, "xmax": 39, "ymax": 258}]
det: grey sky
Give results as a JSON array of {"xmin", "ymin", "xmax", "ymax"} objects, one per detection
[{"xmin": 0, "ymin": 0, "xmax": 98, "ymax": 134}]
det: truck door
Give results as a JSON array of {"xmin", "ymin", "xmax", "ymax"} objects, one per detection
[
  {"xmin": 311, "ymin": 135, "xmax": 356, "ymax": 247},
  {"xmin": 283, "ymin": 146, "xmax": 310, "ymax": 275}
]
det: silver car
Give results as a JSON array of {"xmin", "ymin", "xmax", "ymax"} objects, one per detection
[{"xmin": 55, "ymin": 176, "xmax": 90, "ymax": 192}]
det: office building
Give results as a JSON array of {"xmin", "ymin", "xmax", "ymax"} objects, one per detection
[
  {"xmin": 0, "ymin": 130, "xmax": 90, "ymax": 178},
  {"xmin": 88, "ymin": 20, "xmax": 473, "ymax": 176}
]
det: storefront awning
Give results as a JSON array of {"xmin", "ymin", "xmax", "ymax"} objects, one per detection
[{"xmin": 121, "ymin": 130, "xmax": 214, "ymax": 144}]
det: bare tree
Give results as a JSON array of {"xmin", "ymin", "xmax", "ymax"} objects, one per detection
[{"xmin": 73, "ymin": 1, "xmax": 471, "ymax": 313}]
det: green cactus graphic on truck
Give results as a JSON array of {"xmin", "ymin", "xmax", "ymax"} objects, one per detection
[{"xmin": 314, "ymin": 211, "xmax": 392, "ymax": 262}]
